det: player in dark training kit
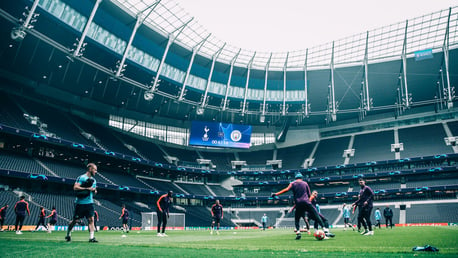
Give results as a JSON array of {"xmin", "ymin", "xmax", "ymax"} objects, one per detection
[
  {"xmin": 0, "ymin": 204, "xmax": 8, "ymax": 231},
  {"xmin": 14, "ymin": 196, "xmax": 30, "ymax": 234},
  {"xmin": 210, "ymin": 200, "xmax": 223, "ymax": 235},
  {"xmin": 273, "ymin": 173, "xmax": 335, "ymax": 240},
  {"xmin": 309, "ymin": 190, "xmax": 332, "ymax": 233},
  {"xmin": 46, "ymin": 206, "xmax": 57, "ymax": 233},
  {"xmin": 156, "ymin": 191, "xmax": 173, "ymax": 237},
  {"xmin": 35, "ymin": 206, "xmax": 48, "ymax": 231},
  {"xmin": 119, "ymin": 204, "xmax": 129, "ymax": 233},
  {"xmin": 352, "ymin": 178, "xmax": 375, "ymax": 236},
  {"xmin": 65, "ymin": 163, "xmax": 98, "ymax": 242},
  {"xmin": 383, "ymin": 205, "xmax": 393, "ymax": 229}
]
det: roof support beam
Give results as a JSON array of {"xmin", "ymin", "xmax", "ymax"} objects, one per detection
[
  {"xmin": 23, "ymin": 0, "xmax": 40, "ymax": 29},
  {"xmin": 242, "ymin": 53, "xmax": 256, "ymax": 114},
  {"xmin": 282, "ymin": 52, "xmax": 289, "ymax": 116},
  {"xmin": 114, "ymin": 1, "xmax": 161, "ymax": 77},
  {"xmin": 304, "ymin": 49, "xmax": 309, "ymax": 116},
  {"xmin": 201, "ymin": 43, "xmax": 226, "ymax": 107},
  {"xmin": 115, "ymin": 15, "xmax": 143, "ymax": 77},
  {"xmin": 363, "ymin": 31, "xmax": 371, "ymax": 111},
  {"xmin": 401, "ymin": 20, "xmax": 410, "ymax": 108},
  {"xmin": 329, "ymin": 41, "xmax": 337, "ymax": 122},
  {"xmin": 443, "ymin": 7, "xmax": 453, "ymax": 109},
  {"xmin": 73, "ymin": 0, "xmax": 101, "ymax": 58},
  {"xmin": 179, "ymin": 34, "xmax": 211, "ymax": 100},
  {"xmin": 303, "ymin": 48, "xmax": 310, "ymax": 116},
  {"xmin": 262, "ymin": 53, "xmax": 273, "ymax": 116},
  {"xmin": 222, "ymin": 49, "xmax": 241, "ymax": 111},
  {"xmin": 152, "ymin": 18, "xmax": 194, "ymax": 90}
]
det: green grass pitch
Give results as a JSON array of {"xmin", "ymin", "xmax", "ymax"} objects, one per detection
[{"xmin": 0, "ymin": 227, "xmax": 457, "ymax": 257}]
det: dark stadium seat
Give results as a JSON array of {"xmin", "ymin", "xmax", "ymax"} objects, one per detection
[
  {"xmin": 351, "ymin": 130, "xmax": 395, "ymax": 163},
  {"xmin": 399, "ymin": 124, "xmax": 452, "ymax": 158},
  {"xmin": 312, "ymin": 136, "xmax": 351, "ymax": 167}
]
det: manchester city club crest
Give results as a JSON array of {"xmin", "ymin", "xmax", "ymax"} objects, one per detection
[{"xmin": 230, "ymin": 130, "xmax": 242, "ymax": 142}]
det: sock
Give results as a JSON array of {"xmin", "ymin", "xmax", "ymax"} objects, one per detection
[{"xmin": 90, "ymin": 231, "xmax": 94, "ymax": 239}]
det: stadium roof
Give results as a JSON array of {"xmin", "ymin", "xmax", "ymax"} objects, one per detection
[
  {"xmin": 0, "ymin": 0, "xmax": 457, "ymax": 127},
  {"xmin": 111, "ymin": 0, "xmax": 458, "ymax": 70}
]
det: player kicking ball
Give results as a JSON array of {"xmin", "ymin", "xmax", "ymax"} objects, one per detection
[{"xmin": 272, "ymin": 172, "xmax": 335, "ymax": 240}]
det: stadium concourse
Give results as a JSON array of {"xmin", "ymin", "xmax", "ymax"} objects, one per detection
[{"xmin": 0, "ymin": 0, "xmax": 458, "ymax": 235}]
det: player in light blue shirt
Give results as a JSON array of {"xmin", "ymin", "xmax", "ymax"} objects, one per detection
[
  {"xmin": 374, "ymin": 208, "xmax": 382, "ymax": 229},
  {"xmin": 342, "ymin": 203, "xmax": 354, "ymax": 231},
  {"xmin": 65, "ymin": 163, "xmax": 98, "ymax": 243},
  {"xmin": 261, "ymin": 214, "xmax": 268, "ymax": 230}
]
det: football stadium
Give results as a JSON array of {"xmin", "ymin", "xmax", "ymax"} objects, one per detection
[{"xmin": 0, "ymin": 0, "xmax": 457, "ymax": 257}]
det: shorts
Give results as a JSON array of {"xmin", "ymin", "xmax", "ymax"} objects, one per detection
[
  {"xmin": 122, "ymin": 218, "xmax": 128, "ymax": 224},
  {"xmin": 212, "ymin": 216, "xmax": 221, "ymax": 224},
  {"xmin": 73, "ymin": 203, "xmax": 95, "ymax": 220},
  {"xmin": 49, "ymin": 219, "xmax": 57, "ymax": 225},
  {"xmin": 344, "ymin": 218, "xmax": 350, "ymax": 223}
]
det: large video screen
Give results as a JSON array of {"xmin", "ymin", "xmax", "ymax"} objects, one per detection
[{"xmin": 189, "ymin": 121, "xmax": 252, "ymax": 149}]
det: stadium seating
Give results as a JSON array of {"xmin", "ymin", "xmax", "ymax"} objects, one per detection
[
  {"xmin": 0, "ymin": 95, "xmax": 39, "ymax": 133},
  {"xmin": 96, "ymin": 169, "xmax": 147, "ymax": 189},
  {"xmin": 207, "ymin": 184, "xmax": 235, "ymax": 197},
  {"xmin": 18, "ymin": 98, "xmax": 95, "ymax": 146},
  {"xmin": 238, "ymin": 150, "xmax": 273, "ymax": 166},
  {"xmin": 137, "ymin": 177, "xmax": 184, "ymax": 194},
  {"xmin": 161, "ymin": 145, "xmax": 200, "ymax": 163},
  {"xmin": 398, "ymin": 124, "xmax": 452, "ymax": 158},
  {"xmin": 175, "ymin": 183, "xmax": 213, "ymax": 196},
  {"xmin": 405, "ymin": 178, "xmax": 458, "ymax": 188},
  {"xmin": 73, "ymin": 117, "xmax": 138, "ymax": 156},
  {"xmin": 199, "ymin": 151, "xmax": 234, "ymax": 171},
  {"xmin": 351, "ymin": 130, "xmax": 395, "ymax": 164},
  {"xmin": 312, "ymin": 136, "xmax": 351, "ymax": 167},
  {"xmin": 36, "ymin": 158, "xmax": 113, "ymax": 185},
  {"xmin": 406, "ymin": 203, "xmax": 458, "ymax": 223},
  {"xmin": 310, "ymin": 183, "xmax": 350, "ymax": 194},
  {"xmin": 0, "ymin": 151, "xmax": 51, "ymax": 176},
  {"xmin": 276, "ymin": 142, "xmax": 315, "ymax": 169},
  {"xmin": 111, "ymin": 131, "xmax": 169, "ymax": 164}
]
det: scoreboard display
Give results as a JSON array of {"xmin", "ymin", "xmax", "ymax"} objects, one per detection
[{"xmin": 189, "ymin": 121, "xmax": 252, "ymax": 149}]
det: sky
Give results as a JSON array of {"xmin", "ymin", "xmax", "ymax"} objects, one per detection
[{"xmin": 175, "ymin": 0, "xmax": 457, "ymax": 52}]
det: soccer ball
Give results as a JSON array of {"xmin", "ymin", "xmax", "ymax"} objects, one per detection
[{"xmin": 314, "ymin": 230, "xmax": 326, "ymax": 240}]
